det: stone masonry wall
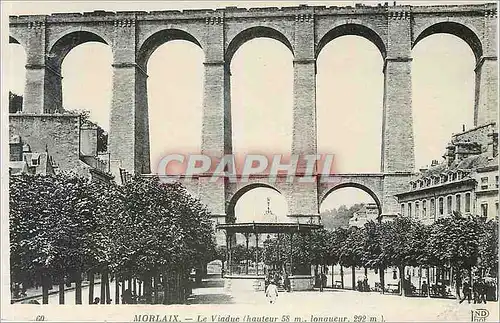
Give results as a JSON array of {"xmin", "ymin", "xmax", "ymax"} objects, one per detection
[{"xmin": 9, "ymin": 114, "xmax": 89, "ymax": 176}]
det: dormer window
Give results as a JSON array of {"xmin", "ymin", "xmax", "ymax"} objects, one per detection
[
  {"xmin": 31, "ymin": 156, "xmax": 39, "ymax": 166},
  {"xmin": 434, "ymin": 177, "xmax": 440, "ymax": 185}
]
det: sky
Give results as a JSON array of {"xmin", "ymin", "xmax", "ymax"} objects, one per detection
[{"xmin": 4, "ymin": 0, "xmax": 482, "ymax": 220}]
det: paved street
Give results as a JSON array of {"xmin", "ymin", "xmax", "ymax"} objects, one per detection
[{"xmin": 185, "ymin": 277, "xmax": 498, "ymax": 322}]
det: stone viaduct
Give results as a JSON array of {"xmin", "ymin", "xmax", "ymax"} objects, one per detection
[{"xmin": 9, "ymin": 2, "xmax": 498, "ymax": 228}]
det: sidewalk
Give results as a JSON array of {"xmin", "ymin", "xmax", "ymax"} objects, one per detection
[{"xmin": 12, "ymin": 279, "xmax": 102, "ymax": 303}]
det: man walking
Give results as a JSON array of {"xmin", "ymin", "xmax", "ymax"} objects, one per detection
[{"xmin": 459, "ymin": 279, "xmax": 472, "ymax": 304}]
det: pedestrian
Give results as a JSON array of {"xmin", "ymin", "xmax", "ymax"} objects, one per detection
[
  {"xmin": 478, "ymin": 279, "xmax": 487, "ymax": 304},
  {"xmin": 459, "ymin": 279, "xmax": 471, "ymax": 304},
  {"xmin": 284, "ymin": 275, "xmax": 291, "ymax": 292},
  {"xmin": 265, "ymin": 280, "xmax": 279, "ymax": 304},
  {"xmin": 106, "ymin": 298, "xmax": 112, "ymax": 304},
  {"xmin": 473, "ymin": 279, "xmax": 480, "ymax": 304},
  {"xmin": 363, "ymin": 275, "xmax": 369, "ymax": 292},
  {"xmin": 421, "ymin": 281, "xmax": 428, "ymax": 297},
  {"xmin": 93, "ymin": 297, "xmax": 100, "ymax": 304}
]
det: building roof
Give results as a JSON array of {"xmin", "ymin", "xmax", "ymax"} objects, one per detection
[{"xmin": 417, "ymin": 153, "xmax": 493, "ymax": 179}]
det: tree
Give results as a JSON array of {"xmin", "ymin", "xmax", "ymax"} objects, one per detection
[
  {"xmin": 107, "ymin": 176, "xmax": 215, "ymax": 304},
  {"xmin": 477, "ymin": 218, "xmax": 498, "ymax": 278},
  {"xmin": 427, "ymin": 212, "xmax": 482, "ymax": 298},
  {"xmin": 339, "ymin": 227, "xmax": 364, "ymax": 290}
]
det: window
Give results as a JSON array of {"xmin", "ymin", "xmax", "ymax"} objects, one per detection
[
  {"xmin": 455, "ymin": 194, "xmax": 461, "ymax": 213},
  {"xmin": 481, "ymin": 177, "xmax": 489, "ymax": 189},
  {"xmin": 415, "ymin": 202, "xmax": 420, "ymax": 218},
  {"xmin": 31, "ymin": 157, "xmax": 39, "ymax": 166},
  {"xmin": 496, "ymin": 203, "xmax": 499, "ymax": 217},
  {"xmin": 447, "ymin": 196, "xmax": 453, "ymax": 214},
  {"xmin": 496, "ymin": 176, "xmax": 499, "ymax": 188},
  {"xmin": 465, "ymin": 193, "xmax": 471, "ymax": 213},
  {"xmin": 422, "ymin": 200, "xmax": 427, "ymax": 218},
  {"xmin": 438, "ymin": 197, "xmax": 444, "ymax": 216},
  {"xmin": 481, "ymin": 203, "xmax": 488, "ymax": 218},
  {"xmin": 401, "ymin": 204, "xmax": 405, "ymax": 216},
  {"xmin": 408, "ymin": 203, "xmax": 413, "ymax": 218},
  {"xmin": 430, "ymin": 198, "xmax": 436, "ymax": 218},
  {"xmin": 434, "ymin": 177, "xmax": 440, "ymax": 185}
]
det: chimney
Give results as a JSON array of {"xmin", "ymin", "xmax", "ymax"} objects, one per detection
[
  {"xmin": 462, "ymin": 124, "xmax": 466, "ymax": 132},
  {"xmin": 431, "ymin": 160, "xmax": 439, "ymax": 167},
  {"xmin": 445, "ymin": 142, "xmax": 456, "ymax": 167},
  {"xmin": 487, "ymin": 131, "xmax": 498, "ymax": 158}
]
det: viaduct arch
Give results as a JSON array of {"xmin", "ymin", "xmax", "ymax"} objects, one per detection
[{"xmin": 9, "ymin": 3, "xmax": 498, "ymax": 227}]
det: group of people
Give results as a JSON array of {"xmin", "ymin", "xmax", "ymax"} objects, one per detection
[
  {"xmin": 91, "ymin": 288, "xmax": 137, "ymax": 304},
  {"xmin": 356, "ymin": 276, "xmax": 370, "ymax": 292},
  {"xmin": 460, "ymin": 278, "xmax": 489, "ymax": 304},
  {"xmin": 264, "ymin": 270, "xmax": 291, "ymax": 304}
]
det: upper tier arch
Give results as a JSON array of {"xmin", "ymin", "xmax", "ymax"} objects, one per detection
[
  {"xmin": 137, "ymin": 28, "xmax": 203, "ymax": 70},
  {"xmin": 316, "ymin": 23, "xmax": 387, "ymax": 59},
  {"xmin": 225, "ymin": 26, "xmax": 294, "ymax": 65},
  {"xmin": 48, "ymin": 30, "xmax": 109, "ymax": 70},
  {"xmin": 413, "ymin": 21, "xmax": 483, "ymax": 63}
]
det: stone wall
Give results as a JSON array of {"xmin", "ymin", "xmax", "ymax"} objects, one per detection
[{"xmin": 9, "ymin": 114, "xmax": 89, "ymax": 176}]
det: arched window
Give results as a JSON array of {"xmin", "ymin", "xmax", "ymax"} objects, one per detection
[
  {"xmin": 447, "ymin": 196, "xmax": 453, "ymax": 214},
  {"xmin": 438, "ymin": 197, "xmax": 444, "ymax": 216},
  {"xmin": 455, "ymin": 194, "xmax": 461, "ymax": 213},
  {"xmin": 465, "ymin": 193, "xmax": 471, "ymax": 213}
]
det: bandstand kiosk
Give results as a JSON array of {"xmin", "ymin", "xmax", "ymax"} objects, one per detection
[{"xmin": 216, "ymin": 198, "xmax": 322, "ymax": 292}]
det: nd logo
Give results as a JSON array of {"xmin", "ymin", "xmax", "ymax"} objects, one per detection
[{"xmin": 471, "ymin": 309, "xmax": 490, "ymax": 322}]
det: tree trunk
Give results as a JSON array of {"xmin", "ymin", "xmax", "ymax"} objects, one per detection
[
  {"xmin": 144, "ymin": 273, "xmax": 152, "ymax": 304},
  {"xmin": 340, "ymin": 265, "xmax": 344, "ymax": 289},
  {"xmin": 75, "ymin": 270, "xmax": 82, "ymax": 304},
  {"xmin": 399, "ymin": 265, "xmax": 405, "ymax": 296},
  {"xmin": 364, "ymin": 267, "xmax": 368, "ymax": 277},
  {"xmin": 455, "ymin": 267, "xmax": 461, "ymax": 300},
  {"xmin": 331, "ymin": 265, "xmax": 334, "ymax": 288},
  {"xmin": 351, "ymin": 266, "xmax": 356, "ymax": 291},
  {"xmin": 163, "ymin": 272, "xmax": 169, "ymax": 305},
  {"xmin": 153, "ymin": 273, "xmax": 159, "ymax": 304},
  {"xmin": 42, "ymin": 272, "xmax": 49, "ymax": 305},
  {"xmin": 58, "ymin": 281, "xmax": 65, "ymax": 304},
  {"xmin": 379, "ymin": 266, "xmax": 385, "ymax": 294},
  {"xmin": 88, "ymin": 270, "xmax": 94, "ymax": 304},
  {"xmin": 426, "ymin": 267, "xmax": 431, "ymax": 298},
  {"xmin": 122, "ymin": 278, "xmax": 126, "ymax": 302},
  {"xmin": 104, "ymin": 273, "xmax": 110, "ymax": 304},
  {"xmin": 100, "ymin": 270, "xmax": 106, "ymax": 304},
  {"xmin": 115, "ymin": 278, "xmax": 120, "ymax": 304}
]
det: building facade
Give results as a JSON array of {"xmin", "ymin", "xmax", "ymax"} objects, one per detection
[
  {"xmin": 396, "ymin": 122, "xmax": 498, "ymax": 224},
  {"xmin": 348, "ymin": 203, "xmax": 379, "ymax": 228}
]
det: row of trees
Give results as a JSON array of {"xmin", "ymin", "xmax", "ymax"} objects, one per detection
[
  {"xmin": 10, "ymin": 173, "xmax": 216, "ymax": 304},
  {"xmin": 228, "ymin": 213, "xmax": 497, "ymax": 297}
]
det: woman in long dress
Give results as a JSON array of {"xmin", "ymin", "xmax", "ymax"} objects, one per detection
[{"xmin": 266, "ymin": 280, "xmax": 279, "ymax": 304}]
